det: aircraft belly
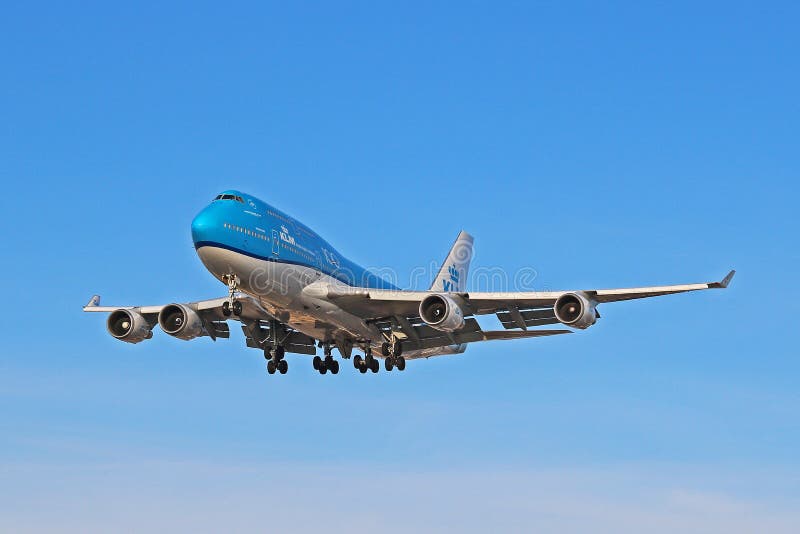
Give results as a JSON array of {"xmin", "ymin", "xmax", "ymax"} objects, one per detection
[{"xmin": 196, "ymin": 245, "xmax": 375, "ymax": 345}]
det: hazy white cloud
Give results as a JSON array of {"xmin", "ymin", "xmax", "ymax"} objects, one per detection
[{"xmin": 1, "ymin": 461, "xmax": 797, "ymax": 533}]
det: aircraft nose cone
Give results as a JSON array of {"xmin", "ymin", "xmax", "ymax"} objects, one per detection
[{"xmin": 191, "ymin": 207, "xmax": 216, "ymax": 244}]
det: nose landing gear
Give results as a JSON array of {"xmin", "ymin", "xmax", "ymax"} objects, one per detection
[{"xmin": 221, "ymin": 274, "xmax": 242, "ymax": 317}]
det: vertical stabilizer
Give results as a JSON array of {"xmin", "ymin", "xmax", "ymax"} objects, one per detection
[{"xmin": 430, "ymin": 231, "xmax": 474, "ymax": 292}]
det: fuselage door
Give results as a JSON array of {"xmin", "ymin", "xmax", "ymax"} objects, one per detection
[{"xmin": 272, "ymin": 229, "xmax": 280, "ymax": 256}]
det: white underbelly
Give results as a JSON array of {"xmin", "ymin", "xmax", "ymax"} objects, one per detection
[{"xmin": 195, "ymin": 245, "xmax": 376, "ymax": 344}]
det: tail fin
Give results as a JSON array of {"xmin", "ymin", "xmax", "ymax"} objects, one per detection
[{"xmin": 430, "ymin": 231, "xmax": 474, "ymax": 292}]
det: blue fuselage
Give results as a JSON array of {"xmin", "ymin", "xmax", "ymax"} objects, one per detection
[{"xmin": 190, "ymin": 190, "xmax": 397, "ymax": 290}]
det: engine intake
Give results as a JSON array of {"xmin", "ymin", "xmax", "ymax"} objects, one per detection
[
  {"xmin": 158, "ymin": 303, "xmax": 205, "ymax": 340},
  {"xmin": 554, "ymin": 292, "xmax": 598, "ymax": 330},
  {"xmin": 107, "ymin": 309, "xmax": 153, "ymax": 344},
  {"xmin": 419, "ymin": 294, "xmax": 465, "ymax": 332}
]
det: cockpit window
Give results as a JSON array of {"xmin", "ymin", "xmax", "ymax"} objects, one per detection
[{"xmin": 213, "ymin": 194, "xmax": 244, "ymax": 203}]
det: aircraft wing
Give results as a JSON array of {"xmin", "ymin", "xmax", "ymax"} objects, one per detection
[
  {"xmin": 463, "ymin": 269, "xmax": 736, "ymax": 310},
  {"xmin": 83, "ymin": 293, "xmax": 317, "ymax": 354},
  {"xmin": 83, "ymin": 295, "xmax": 264, "ymax": 343},
  {"xmin": 83, "ymin": 293, "xmax": 264, "ymax": 339},
  {"xmin": 324, "ymin": 270, "xmax": 735, "ymax": 339}
]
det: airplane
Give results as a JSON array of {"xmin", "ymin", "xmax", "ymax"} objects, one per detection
[{"xmin": 84, "ymin": 190, "xmax": 735, "ymax": 375}]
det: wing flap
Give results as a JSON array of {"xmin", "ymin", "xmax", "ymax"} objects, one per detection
[
  {"xmin": 206, "ymin": 320, "xmax": 231, "ymax": 340},
  {"xmin": 240, "ymin": 321, "xmax": 318, "ymax": 355},
  {"xmin": 496, "ymin": 307, "xmax": 559, "ymax": 329},
  {"xmin": 481, "ymin": 329, "xmax": 572, "ymax": 340}
]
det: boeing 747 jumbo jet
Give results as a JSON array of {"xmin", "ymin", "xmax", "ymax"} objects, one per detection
[{"xmin": 84, "ymin": 190, "xmax": 735, "ymax": 375}]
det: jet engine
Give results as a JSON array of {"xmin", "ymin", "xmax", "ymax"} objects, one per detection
[
  {"xmin": 419, "ymin": 294, "xmax": 466, "ymax": 332},
  {"xmin": 553, "ymin": 292, "xmax": 598, "ymax": 329},
  {"xmin": 158, "ymin": 303, "xmax": 205, "ymax": 340},
  {"xmin": 107, "ymin": 309, "xmax": 153, "ymax": 344}
]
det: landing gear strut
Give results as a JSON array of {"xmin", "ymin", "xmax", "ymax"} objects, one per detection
[
  {"xmin": 221, "ymin": 274, "xmax": 243, "ymax": 317},
  {"xmin": 265, "ymin": 344, "xmax": 288, "ymax": 375},
  {"xmin": 381, "ymin": 340, "xmax": 406, "ymax": 372},
  {"xmin": 313, "ymin": 343, "xmax": 339, "ymax": 375},
  {"xmin": 354, "ymin": 345, "xmax": 380, "ymax": 374}
]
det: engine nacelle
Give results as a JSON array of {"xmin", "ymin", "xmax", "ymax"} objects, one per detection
[
  {"xmin": 107, "ymin": 309, "xmax": 153, "ymax": 344},
  {"xmin": 554, "ymin": 292, "xmax": 598, "ymax": 329},
  {"xmin": 419, "ymin": 294, "xmax": 466, "ymax": 332},
  {"xmin": 158, "ymin": 303, "xmax": 205, "ymax": 340}
]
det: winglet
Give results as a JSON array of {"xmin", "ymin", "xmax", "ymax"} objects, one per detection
[
  {"xmin": 710, "ymin": 270, "xmax": 736, "ymax": 289},
  {"xmin": 85, "ymin": 295, "xmax": 101, "ymax": 308}
]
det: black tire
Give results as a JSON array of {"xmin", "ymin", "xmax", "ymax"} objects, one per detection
[
  {"xmin": 274, "ymin": 346, "xmax": 285, "ymax": 360},
  {"xmin": 354, "ymin": 355, "xmax": 363, "ymax": 369},
  {"xmin": 381, "ymin": 342, "xmax": 390, "ymax": 357},
  {"xmin": 396, "ymin": 356, "xmax": 406, "ymax": 371},
  {"xmin": 222, "ymin": 301, "xmax": 232, "ymax": 317},
  {"xmin": 267, "ymin": 360, "xmax": 276, "ymax": 374},
  {"xmin": 384, "ymin": 358, "xmax": 394, "ymax": 372},
  {"xmin": 278, "ymin": 359, "xmax": 288, "ymax": 374},
  {"xmin": 320, "ymin": 365, "xmax": 327, "ymax": 375},
  {"xmin": 331, "ymin": 360, "xmax": 340, "ymax": 374},
  {"xmin": 264, "ymin": 348, "xmax": 272, "ymax": 360},
  {"xmin": 358, "ymin": 363, "xmax": 367, "ymax": 374},
  {"xmin": 370, "ymin": 359, "xmax": 379, "ymax": 373},
  {"xmin": 232, "ymin": 300, "xmax": 243, "ymax": 316},
  {"xmin": 394, "ymin": 342, "xmax": 403, "ymax": 357},
  {"xmin": 313, "ymin": 355, "xmax": 322, "ymax": 370}
]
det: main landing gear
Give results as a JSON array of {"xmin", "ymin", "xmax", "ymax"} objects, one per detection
[
  {"xmin": 265, "ymin": 345, "xmax": 288, "ymax": 375},
  {"xmin": 381, "ymin": 341, "xmax": 406, "ymax": 372},
  {"xmin": 312, "ymin": 343, "xmax": 340, "ymax": 375},
  {"xmin": 353, "ymin": 347, "xmax": 380, "ymax": 374},
  {"xmin": 221, "ymin": 274, "xmax": 243, "ymax": 317}
]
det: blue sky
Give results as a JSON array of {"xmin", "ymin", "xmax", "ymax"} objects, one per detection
[{"xmin": 1, "ymin": 1, "xmax": 798, "ymax": 531}]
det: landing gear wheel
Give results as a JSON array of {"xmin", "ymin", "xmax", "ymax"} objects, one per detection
[
  {"xmin": 222, "ymin": 301, "xmax": 232, "ymax": 317},
  {"xmin": 359, "ymin": 363, "xmax": 368, "ymax": 374},
  {"xmin": 267, "ymin": 360, "xmax": 277, "ymax": 374},
  {"xmin": 274, "ymin": 346, "xmax": 285, "ymax": 360},
  {"xmin": 354, "ymin": 355, "xmax": 363, "ymax": 369},
  {"xmin": 331, "ymin": 360, "xmax": 339, "ymax": 374},
  {"xmin": 277, "ymin": 359, "xmax": 288, "ymax": 374},
  {"xmin": 396, "ymin": 356, "xmax": 406, "ymax": 371},
  {"xmin": 393, "ymin": 342, "xmax": 403, "ymax": 357},
  {"xmin": 385, "ymin": 358, "xmax": 394, "ymax": 372},
  {"xmin": 370, "ymin": 359, "xmax": 379, "ymax": 373},
  {"xmin": 264, "ymin": 348, "xmax": 272, "ymax": 360},
  {"xmin": 232, "ymin": 300, "xmax": 243, "ymax": 316},
  {"xmin": 381, "ymin": 342, "xmax": 391, "ymax": 357},
  {"xmin": 313, "ymin": 356, "xmax": 322, "ymax": 371},
  {"xmin": 319, "ymin": 364, "xmax": 327, "ymax": 375}
]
